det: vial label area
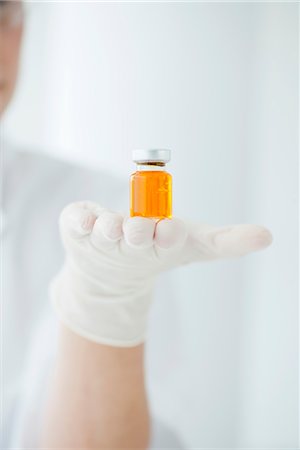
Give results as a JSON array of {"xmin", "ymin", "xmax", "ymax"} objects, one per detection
[{"xmin": 130, "ymin": 171, "xmax": 172, "ymax": 219}]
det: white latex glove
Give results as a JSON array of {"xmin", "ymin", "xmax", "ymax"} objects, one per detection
[{"xmin": 51, "ymin": 201, "xmax": 272, "ymax": 347}]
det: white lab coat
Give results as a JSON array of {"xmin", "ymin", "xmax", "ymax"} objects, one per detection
[{"xmin": 1, "ymin": 140, "xmax": 183, "ymax": 448}]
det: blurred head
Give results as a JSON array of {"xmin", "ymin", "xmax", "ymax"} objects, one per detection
[{"xmin": 0, "ymin": 0, "xmax": 24, "ymax": 116}]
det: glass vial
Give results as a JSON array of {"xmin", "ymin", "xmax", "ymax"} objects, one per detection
[{"xmin": 130, "ymin": 149, "xmax": 172, "ymax": 219}]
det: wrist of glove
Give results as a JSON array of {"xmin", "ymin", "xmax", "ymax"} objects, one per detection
[{"xmin": 50, "ymin": 201, "xmax": 272, "ymax": 347}]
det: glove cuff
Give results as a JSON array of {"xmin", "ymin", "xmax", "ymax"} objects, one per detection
[{"xmin": 49, "ymin": 266, "xmax": 154, "ymax": 347}]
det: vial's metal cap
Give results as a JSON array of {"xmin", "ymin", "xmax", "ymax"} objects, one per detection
[{"xmin": 132, "ymin": 149, "xmax": 171, "ymax": 163}]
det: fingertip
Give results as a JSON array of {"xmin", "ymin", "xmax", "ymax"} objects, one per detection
[
  {"xmin": 249, "ymin": 226, "xmax": 273, "ymax": 251},
  {"xmin": 123, "ymin": 216, "xmax": 156, "ymax": 248},
  {"xmin": 96, "ymin": 211, "xmax": 123, "ymax": 241},
  {"xmin": 81, "ymin": 213, "xmax": 97, "ymax": 232},
  {"xmin": 155, "ymin": 217, "xmax": 187, "ymax": 249},
  {"xmin": 59, "ymin": 202, "xmax": 97, "ymax": 237}
]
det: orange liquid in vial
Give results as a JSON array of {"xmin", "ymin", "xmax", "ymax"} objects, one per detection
[{"xmin": 130, "ymin": 170, "xmax": 172, "ymax": 219}]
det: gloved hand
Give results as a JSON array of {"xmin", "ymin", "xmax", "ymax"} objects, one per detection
[{"xmin": 50, "ymin": 201, "xmax": 272, "ymax": 347}]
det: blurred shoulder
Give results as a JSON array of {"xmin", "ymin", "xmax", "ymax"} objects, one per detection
[{"xmin": 5, "ymin": 141, "xmax": 127, "ymax": 211}]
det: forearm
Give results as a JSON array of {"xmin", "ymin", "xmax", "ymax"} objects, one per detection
[{"xmin": 39, "ymin": 324, "xmax": 150, "ymax": 449}]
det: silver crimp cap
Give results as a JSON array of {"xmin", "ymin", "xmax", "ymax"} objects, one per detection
[{"xmin": 132, "ymin": 149, "xmax": 171, "ymax": 163}]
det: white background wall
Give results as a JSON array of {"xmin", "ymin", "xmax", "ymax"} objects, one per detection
[{"xmin": 3, "ymin": 1, "xmax": 298, "ymax": 448}]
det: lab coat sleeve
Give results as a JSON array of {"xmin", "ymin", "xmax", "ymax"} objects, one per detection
[{"xmin": 10, "ymin": 308, "xmax": 59, "ymax": 448}]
